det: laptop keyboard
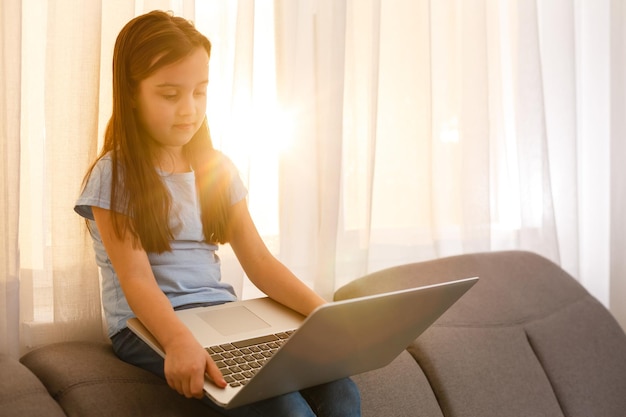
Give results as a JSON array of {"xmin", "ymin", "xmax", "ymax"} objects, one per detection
[{"xmin": 207, "ymin": 331, "xmax": 295, "ymax": 387}]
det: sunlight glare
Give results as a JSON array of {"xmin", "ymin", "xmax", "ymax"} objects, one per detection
[{"xmin": 229, "ymin": 103, "xmax": 294, "ymax": 158}]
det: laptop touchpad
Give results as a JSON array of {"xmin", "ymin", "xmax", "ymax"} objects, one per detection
[{"xmin": 199, "ymin": 306, "xmax": 271, "ymax": 336}]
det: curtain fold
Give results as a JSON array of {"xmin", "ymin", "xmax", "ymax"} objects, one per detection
[
  {"xmin": 513, "ymin": 0, "xmax": 559, "ymax": 261},
  {"xmin": 537, "ymin": 0, "xmax": 579, "ymax": 276},
  {"xmin": 0, "ymin": 0, "xmax": 22, "ymax": 357},
  {"xmin": 1, "ymin": 0, "xmax": 625, "ymax": 357},
  {"xmin": 338, "ymin": 0, "xmax": 381, "ymax": 282},
  {"xmin": 310, "ymin": 0, "xmax": 347, "ymax": 298},
  {"xmin": 45, "ymin": 0, "xmax": 104, "ymax": 346},
  {"xmin": 610, "ymin": 0, "xmax": 626, "ymax": 332}
]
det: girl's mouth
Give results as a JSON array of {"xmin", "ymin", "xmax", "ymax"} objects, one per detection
[{"xmin": 174, "ymin": 123, "xmax": 195, "ymax": 131}]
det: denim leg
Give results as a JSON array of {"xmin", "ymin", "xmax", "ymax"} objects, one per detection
[
  {"xmin": 216, "ymin": 379, "xmax": 361, "ymax": 417},
  {"xmin": 300, "ymin": 378, "xmax": 362, "ymax": 417},
  {"xmin": 111, "ymin": 327, "xmax": 166, "ymax": 379},
  {"xmin": 222, "ymin": 391, "xmax": 316, "ymax": 417}
]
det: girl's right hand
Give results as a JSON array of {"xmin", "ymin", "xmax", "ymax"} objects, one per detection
[{"xmin": 163, "ymin": 337, "xmax": 227, "ymax": 399}]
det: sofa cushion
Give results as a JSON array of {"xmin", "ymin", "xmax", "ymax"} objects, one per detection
[
  {"xmin": 20, "ymin": 341, "xmax": 224, "ymax": 417},
  {"xmin": 352, "ymin": 350, "xmax": 443, "ymax": 417},
  {"xmin": 410, "ymin": 326, "xmax": 564, "ymax": 417},
  {"xmin": 524, "ymin": 295, "xmax": 626, "ymax": 417},
  {"xmin": 0, "ymin": 353, "xmax": 66, "ymax": 417}
]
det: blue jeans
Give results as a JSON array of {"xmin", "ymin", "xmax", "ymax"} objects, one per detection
[{"xmin": 112, "ymin": 328, "xmax": 361, "ymax": 417}]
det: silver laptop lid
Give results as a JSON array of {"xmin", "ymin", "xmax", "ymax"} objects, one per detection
[{"xmin": 219, "ymin": 276, "xmax": 478, "ymax": 408}]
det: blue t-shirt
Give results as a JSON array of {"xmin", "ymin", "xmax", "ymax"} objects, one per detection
[{"xmin": 74, "ymin": 154, "xmax": 246, "ymax": 337}]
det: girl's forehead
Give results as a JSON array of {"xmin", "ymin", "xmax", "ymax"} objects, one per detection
[{"xmin": 144, "ymin": 47, "xmax": 209, "ymax": 86}]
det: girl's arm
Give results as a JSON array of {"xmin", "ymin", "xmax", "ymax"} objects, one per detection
[
  {"xmin": 92, "ymin": 206, "xmax": 227, "ymax": 399},
  {"xmin": 227, "ymin": 200, "xmax": 326, "ymax": 316}
]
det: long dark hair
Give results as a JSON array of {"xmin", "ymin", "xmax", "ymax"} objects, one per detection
[{"xmin": 82, "ymin": 10, "xmax": 232, "ymax": 253}]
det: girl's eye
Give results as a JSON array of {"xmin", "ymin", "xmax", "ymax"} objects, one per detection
[
  {"xmin": 163, "ymin": 94, "xmax": 178, "ymax": 101},
  {"xmin": 195, "ymin": 90, "xmax": 207, "ymax": 97}
]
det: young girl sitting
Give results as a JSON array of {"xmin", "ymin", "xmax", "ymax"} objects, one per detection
[{"xmin": 75, "ymin": 10, "xmax": 361, "ymax": 417}]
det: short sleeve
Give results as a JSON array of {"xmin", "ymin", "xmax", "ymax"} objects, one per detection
[
  {"xmin": 224, "ymin": 155, "xmax": 248, "ymax": 205},
  {"xmin": 74, "ymin": 156, "xmax": 118, "ymax": 220}
]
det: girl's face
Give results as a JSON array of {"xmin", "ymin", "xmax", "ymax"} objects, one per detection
[{"xmin": 134, "ymin": 47, "xmax": 209, "ymax": 152}]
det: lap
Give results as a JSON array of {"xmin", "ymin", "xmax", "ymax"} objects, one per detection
[{"xmin": 112, "ymin": 328, "xmax": 361, "ymax": 417}]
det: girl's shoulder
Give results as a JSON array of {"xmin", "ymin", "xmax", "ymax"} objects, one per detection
[
  {"xmin": 87, "ymin": 153, "xmax": 115, "ymax": 181},
  {"xmin": 217, "ymin": 152, "xmax": 248, "ymax": 204},
  {"xmin": 218, "ymin": 150, "xmax": 248, "ymax": 174},
  {"xmin": 82, "ymin": 151, "xmax": 125, "ymax": 192},
  {"xmin": 194, "ymin": 149, "xmax": 239, "ymax": 178},
  {"xmin": 96, "ymin": 151, "xmax": 114, "ymax": 166}
]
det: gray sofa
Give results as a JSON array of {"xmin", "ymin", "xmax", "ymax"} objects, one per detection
[{"xmin": 4, "ymin": 250, "xmax": 626, "ymax": 416}]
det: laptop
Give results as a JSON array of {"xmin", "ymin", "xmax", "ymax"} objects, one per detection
[{"xmin": 128, "ymin": 276, "xmax": 478, "ymax": 409}]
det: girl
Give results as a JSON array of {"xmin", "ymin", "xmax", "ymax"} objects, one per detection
[{"xmin": 75, "ymin": 10, "xmax": 361, "ymax": 417}]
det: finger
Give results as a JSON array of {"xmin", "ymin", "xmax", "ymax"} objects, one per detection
[
  {"xmin": 166, "ymin": 365, "xmax": 194, "ymax": 398},
  {"xmin": 180, "ymin": 373, "xmax": 199, "ymax": 399},
  {"xmin": 166, "ymin": 374, "xmax": 186, "ymax": 397},
  {"xmin": 188, "ymin": 371, "xmax": 206, "ymax": 399},
  {"xmin": 205, "ymin": 355, "xmax": 227, "ymax": 388},
  {"xmin": 181, "ymin": 365, "xmax": 208, "ymax": 399}
]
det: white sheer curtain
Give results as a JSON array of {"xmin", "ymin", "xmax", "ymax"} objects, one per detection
[
  {"xmin": 272, "ymin": 0, "xmax": 625, "ymax": 321},
  {"xmin": 1, "ymin": 0, "xmax": 625, "ymax": 358}
]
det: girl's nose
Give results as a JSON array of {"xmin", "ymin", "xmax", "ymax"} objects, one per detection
[{"xmin": 177, "ymin": 94, "xmax": 196, "ymax": 117}]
